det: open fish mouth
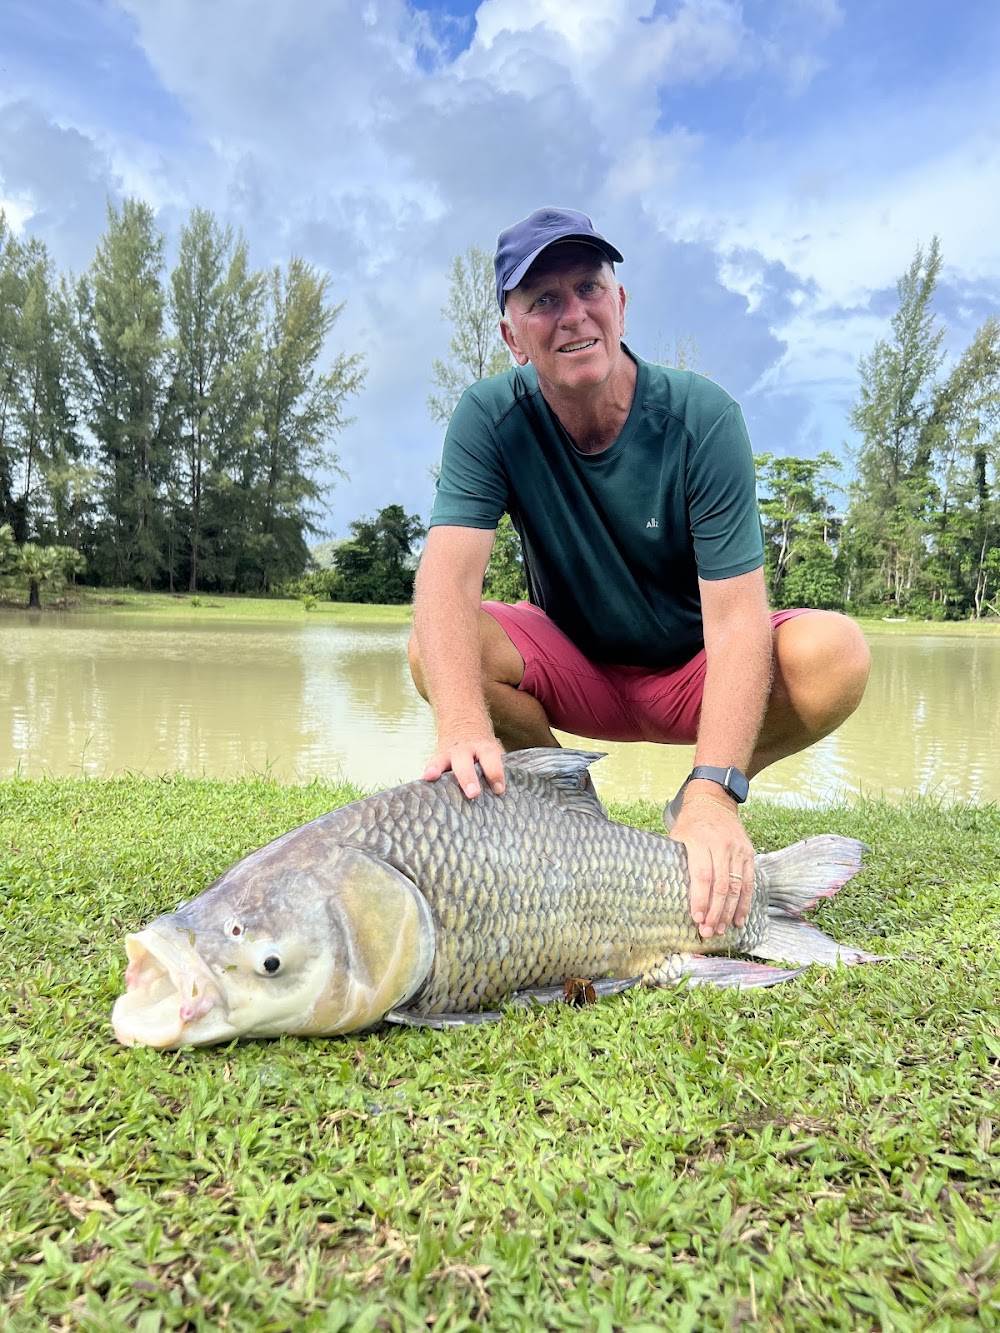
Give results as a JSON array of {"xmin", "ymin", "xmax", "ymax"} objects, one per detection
[{"xmin": 112, "ymin": 927, "xmax": 227, "ymax": 1049}]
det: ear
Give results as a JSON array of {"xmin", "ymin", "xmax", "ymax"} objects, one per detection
[
  {"xmin": 501, "ymin": 317, "xmax": 530, "ymax": 367},
  {"xmin": 618, "ymin": 283, "xmax": 627, "ymax": 337}
]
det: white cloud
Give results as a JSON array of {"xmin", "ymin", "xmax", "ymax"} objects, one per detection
[{"xmin": 604, "ymin": 129, "xmax": 703, "ymax": 200}]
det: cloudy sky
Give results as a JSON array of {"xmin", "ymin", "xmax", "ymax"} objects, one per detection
[{"xmin": 2, "ymin": 0, "xmax": 999, "ymax": 538}]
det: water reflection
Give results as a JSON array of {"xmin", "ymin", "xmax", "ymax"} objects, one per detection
[{"xmin": 0, "ymin": 613, "xmax": 996, "ymax": 805}]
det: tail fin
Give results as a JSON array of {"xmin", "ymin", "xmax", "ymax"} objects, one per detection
[{"xmin": 751, "ymin": 834, "xmax": 884, "ymax": 967}]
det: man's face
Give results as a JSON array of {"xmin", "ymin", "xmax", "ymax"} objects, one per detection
[{"xmin": 500, "ymin": 244, "xmax": 627, "ymax": 398}]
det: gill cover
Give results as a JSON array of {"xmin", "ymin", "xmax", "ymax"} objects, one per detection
[{"xmin": 314, "ymin": 846, "xmax": 436, "ymax": 1033}]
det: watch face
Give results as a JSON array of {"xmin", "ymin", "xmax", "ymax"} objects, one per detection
[{"xmin": 727, "ymin": 768, "xmax": 750, "ymax": 803}]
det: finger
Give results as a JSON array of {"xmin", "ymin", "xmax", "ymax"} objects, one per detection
[
  {"xmin": 478, "ymin": 745, "xmax": 506, "ymax": 795},
  {"xmin": 452, "ymin": 754, "xmax": 482, "ymax": 799},
  {"xmin": 704, "ymin": 865, "xmax": 743, "ymax": 937},
  {"xmin": 686, "ymin": 845, "xmax": 716, "ymax": 928},
  {"xmin": 734, "ymin": 863, "xmax": 755, "ymax": 929},
  {"xmin": 422, "ymin": 755, "xmax": 449, "ymax": 781}
]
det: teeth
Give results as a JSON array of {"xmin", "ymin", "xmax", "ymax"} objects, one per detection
[{"xmin": 560, "ymin": 340, "xmax": 596, "ymax": 352}]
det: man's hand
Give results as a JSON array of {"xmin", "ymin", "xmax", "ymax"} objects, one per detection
[
  {"xmin": 669, "ymin": 797, "xmax": 755, "ymax": 939},
  {"xmin": 423, "ymin": 733, "xmax": 507, "ymax": 800}
]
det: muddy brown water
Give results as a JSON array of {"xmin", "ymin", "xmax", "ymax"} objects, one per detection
[{"xmin": 1, "ymin": 613, "xmax": 996, "ymax": 806}]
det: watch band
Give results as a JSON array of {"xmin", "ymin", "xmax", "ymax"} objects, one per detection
[{"xmin": 686, "ymin": 765, "xmax": 750, "ymax": 804}]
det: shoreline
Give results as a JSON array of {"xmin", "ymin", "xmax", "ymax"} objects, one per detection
[{"xmin": 1, "ymin": 586, "xmax": 999, "ymax": 636}]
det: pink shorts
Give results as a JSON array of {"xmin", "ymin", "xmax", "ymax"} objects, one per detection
[{"xmin": 482, "ymin": 601, "xmax": 814, "ymax": 745}]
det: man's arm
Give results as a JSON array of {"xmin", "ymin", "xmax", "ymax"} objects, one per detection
[
  {"xmin": 669, "ymin": 567, "xmax": 772, "ymax": 939},
  {"xmin": 411, "ymin": 524, "xmax": 507, "ymax": 799}
]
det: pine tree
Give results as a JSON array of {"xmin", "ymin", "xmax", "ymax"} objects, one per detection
[
  {"xmin": 168, "ymin": 208, "xmax": 264, "ymax": 591},
  {"xmin": 74, "ymin": 198, "xmax": 170, "ymax": 588},
  {"xmin": 251, "ymin": 259, "xmax": 365, "ymax": 592},
  {"xmin": 846, "ymin": 238, "xmax": 945, "ymax": 609}
]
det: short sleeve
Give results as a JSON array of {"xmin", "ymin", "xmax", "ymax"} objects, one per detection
[
  {"xmin": 685, "ymin": 402, "xmax": 764, "ymax": 580},
  {"xmin": 429, "ymin": 387, "xmax": 509, "ymax": 530}
]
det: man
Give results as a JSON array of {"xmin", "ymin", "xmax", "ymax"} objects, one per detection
[{"xmin": 409, "ymin": 207, "xmax": 870, "ymax": 942}]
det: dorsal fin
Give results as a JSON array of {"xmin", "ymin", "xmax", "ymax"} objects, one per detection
[{"xmin": 501, "ymin": 747, "xmax": 608, "ymax": 818}]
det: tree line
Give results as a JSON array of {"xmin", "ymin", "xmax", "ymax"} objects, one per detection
[
  {"xmin": 0, "ymin": 201, "xmax": 364, "ymax": 597},
  {"xmin": 762, "ymin": 240, "xmax": 999, "ymax": 619},
  {"xmin": 2, "ymin": 206, "xmax": 996, "ymax": 617}
]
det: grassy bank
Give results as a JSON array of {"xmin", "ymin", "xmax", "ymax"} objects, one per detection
[
  {"xmin": 0, "ymin": 586, "xmax": 413, "ymax": 626},
  {"xmin": 3, "ymin": 586, "xmax": 1000, "ymax": 636},
  {"xmin": 2, "ymin": 777, "xmax": 998, "ymax": 1330}
]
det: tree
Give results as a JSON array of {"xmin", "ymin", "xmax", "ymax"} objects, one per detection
[
  {"xmin": 846, "ymin": 238, "xmax": 945, "ymax": 610},
  {"xmin": 930, "ymin": 317, "xmax": 1000, "ymax": 618},
  {"xmin": 0, "ymin": 214, "xmax": 29, "ymax": 538},
  {"xmin": 17, "ymin": 541, "xmax": 85, "ymax": 609},
  {"xmin": 0, "ymin": 220, "xmax": 80, "ymax": 546},
  {"xmin": 756, "ymin": 452, "xmax": 844, "ymax": 608},
  {"xmin": 428, "ymin": 246, "xmax": 526, "ymax": 602},
  {"xmin": 168, "ymin": 208, "xmax": 264, "ymax": 591},
  {"xmin": 250, "ymin": 258, "xmax": 365, "ymax": 592},
  {"xmin": 651, "ymin": 333, "xmax": 704, "ymax": 374},
  {"xmin": 333, "ymin": 504, "xmax": 425, "ymax": 604},
  {"xmin": 0, "ymin": 521, "xmax": 16, "ymax": 578},
  {"xmin": 73, "ymin": 198, "xmax": 170, "ymax": 588},
  {"xmin": 428, "ymin": 246, "xmax": 510, "ymax": 426},
  {"xmin": 482, "ymin": 516, "xmax": 528, "ymax": 604}
]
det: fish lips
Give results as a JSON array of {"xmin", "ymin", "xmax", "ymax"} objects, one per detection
[{"xmin": 112, "ymin": 925, "xmax": 230, "ymax": 1049}]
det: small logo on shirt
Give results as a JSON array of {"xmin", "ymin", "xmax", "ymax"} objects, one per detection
[{"xmin": 646, "ymin": 517, "xmax": 659, "ymax": 529}]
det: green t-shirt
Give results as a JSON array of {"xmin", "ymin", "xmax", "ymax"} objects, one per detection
[{"xmin": 429, "ymin": 349, "xmax": 764, "ymax": 668}]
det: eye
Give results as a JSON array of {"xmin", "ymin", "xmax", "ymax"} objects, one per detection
[
  {"xmin": 226, "ymin": 920, "xmax": 245, "ymax": 938},
  {"xmin": 262, "ymin": 955, "xmax": 281, "ymax": 974}
]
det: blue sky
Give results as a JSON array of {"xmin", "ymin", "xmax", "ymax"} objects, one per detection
[{"xmin": 2, "ymin": 0, "xmax": 999, "ymax": 538}]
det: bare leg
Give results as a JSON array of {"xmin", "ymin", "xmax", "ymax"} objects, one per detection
[
  {"xmin": 477, "ymin": 613, "xmax": 562, "ymax": 751},
  {"xmin": 748, "ymin": 611, "xmax": 871, "ymax": 776},
  {"xmin": 408, "ymin": 610, "xmax": 559, "ymax": 750}
]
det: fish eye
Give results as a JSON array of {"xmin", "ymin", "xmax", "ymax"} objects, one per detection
[{"xmin": 262, "ymin": 955, "xmax": 281, "ymax": 974}]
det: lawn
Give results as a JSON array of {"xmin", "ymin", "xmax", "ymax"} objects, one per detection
[
  {"xmin": 2, "ymin": 777, "xmax": 998, "ymax": 1330},
  {"xmin": 0, "ymin": 586, "xmax": 413, "ymax": 627}
]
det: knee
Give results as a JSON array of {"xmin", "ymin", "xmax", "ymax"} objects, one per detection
[
  {"xmin": 823, "ymin": 614, "xmax": 871, "ymax": 705},
  {"xmin": 775, "ymin": 612, "xmax": 871, "ymax": 716},
  {"xmin": 406, "ymin": 631, "xmax": 429, "ymax": 701}
]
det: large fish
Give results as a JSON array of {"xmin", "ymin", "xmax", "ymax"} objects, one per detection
[{"xmin": 112, "ymin": 749, "xmax": 880, "ymax": 1049}]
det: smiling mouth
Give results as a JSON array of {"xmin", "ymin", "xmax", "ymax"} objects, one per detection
[{"xmin": 558, "ymin": 340, "xmax": 598, "ymax": 354}]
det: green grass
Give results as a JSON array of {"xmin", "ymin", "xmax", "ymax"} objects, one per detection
[
  {"xmin": 855, "ymin": 617, "xmax": 1000, "ymax": 639},
  {"xmin": 2, "ymin": 779, "xmax": 998, "ymax": 1331},
  {"xmin": 0, "ymin": 586, "xmax": 413, "ymax": 626}
]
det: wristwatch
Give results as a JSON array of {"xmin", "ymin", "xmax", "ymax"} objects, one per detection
[{"xmin": 684, "ymin": 765, "xmax": 750, "ymax": 804}]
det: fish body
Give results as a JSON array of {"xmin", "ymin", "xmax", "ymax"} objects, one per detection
[{"xmin": 112, "ymin": 749, "xmax": 877, "ymax": 1049}]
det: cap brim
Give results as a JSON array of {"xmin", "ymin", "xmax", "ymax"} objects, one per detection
[{"xmin": 502, "ymin": 235, "xmax": 624, "ymax": 309}]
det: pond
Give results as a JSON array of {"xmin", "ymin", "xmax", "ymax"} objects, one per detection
[{"xmin": 1, "ymin": 612, "xmax": 997, "ymax": 807}]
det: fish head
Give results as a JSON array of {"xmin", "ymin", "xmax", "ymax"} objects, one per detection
[{"xmin": 112, "ymin": 841, "xmax": 436, "ymax": 1049}]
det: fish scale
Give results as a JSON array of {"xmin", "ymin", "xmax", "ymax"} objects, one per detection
[{"xmin": 325, "ymin": 753, "xmax": 768, "ymax": 1013}]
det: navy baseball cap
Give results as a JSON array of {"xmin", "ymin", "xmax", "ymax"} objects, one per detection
[{"xmin": 494, "ymin": 207, "xmax": 624, "ymax": 313}]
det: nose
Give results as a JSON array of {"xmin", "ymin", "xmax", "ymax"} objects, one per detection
[{"xmin": 558, "ymin": 291, "xmax": 586, "ymax": 326}]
